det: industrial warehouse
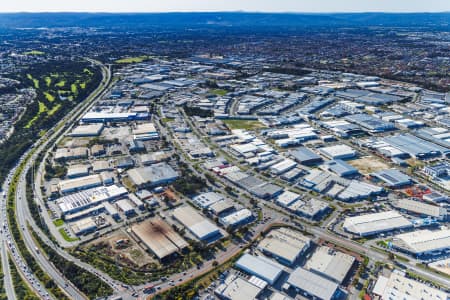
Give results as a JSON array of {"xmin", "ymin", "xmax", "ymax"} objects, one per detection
[
  {"xmin": 343, "ymin": 211, "xmax": 412, "ymax": 236},
  {"xmin": 131, "ymin": 218, "xmax": 188, "ymax": 260}
]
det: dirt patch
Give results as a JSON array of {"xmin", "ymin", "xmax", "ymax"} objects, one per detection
[
  {"xmin": 348, "ymin": 156, "xmax": 390, "ymax": 175},
  {"xmin": 86, "ymin": 229, "xmax": 156, "ymax": 268}
]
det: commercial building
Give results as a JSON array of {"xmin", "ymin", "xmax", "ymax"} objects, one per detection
[
  {"xmin": 345, "ymin": 114, "xmax": 395, "ymax": 133},
  {"xmin": 318, "ymin": 145, "xmax": 357, "ymax": 160},
  {"xmin": 286, "ymin": 267, "xmax": 340, "ymax": 300},
  {"xmin": 395, "ymin": 199, "xmax": 447, "ymax": 220},
  {"xmin": 115, "ymin": 199, "xmax": 135, "ymax": 217},
  {"xmin": 128, "ymin": 193, "xmax": 145, "ymax": 210},
  {"xmin": 131, "ymin": 218, "xmax": 188, "ymax": 260},
  {"xmin": 270, "ymin": 159, "xmax": 297, "ymax": 175},
  {"xmin": 172, "ymin": 205, "xmax": 222, "ymax": 242},
  {"xmin": 126, "ymin": 162, "xmax": 179, "ymax": 188},
  {"xmin": 423, "ymin": 162, "xmax": 450, "ymax": 179},
  {"xmin": 192, "ymin": 192, "xmax": 226, "ymax": 209},
  {"xmin": 371, "ymin": 169, "xmax": 412, "ymax": 187},
  {"xmin": 214, "ymin": 275, "xmax": 263, "ymax": 300},
  {"xmin": 55, "ymin": 147, "xmax": 88, "ymax": 161},
  {"xmin": 305, "ymin": 246, "xmax": 355, "ymax": 284},
  {"xmin": 276, "ymin": 191, "xmax": 301, "ymax": 208},
  {"xmin": 392, "ymin": 229, "xmax": 450, "ymax": 257},
  {"xmin": 258, "ymin": 228, "xmax": 311, "ymax": 266},
  {"xmin": 372, "ymin": 270, "xmax": 448, "ymax": 300},
  {"xmin": 219, "ymin": 209, "xmax": 254, "ymax": 228},
  {"xmin": 103, "ymin": 202, "xmax": 119, "ymax": 220},
  {"xmin": 323, "ymin": 159, "xmax": 359, "ymax": 177},
  {"xmin": 290, "ymin": 147, "xmax": 323, "ymax": 165},
  {"xmin": 235, "ymin": 254, "xmax": 284, "ymax": 285},
  {"xmin": 132, "ymin": 122, "xmax": 159, "ymax": 140},
  {"xmin": 343, "ymin": 210, "xmax": 412, "ymax": 237},
  {"xmin": 209, "ymin": 199, "xmax": 235, "ymax": 216},
  {"xmin": 81, "ymin": 112, "xmax": 139, "ymax": 123},
  {"xmin": 67, "ymin": 164, "xmax": 90, "ymax": 178},
  {"xmin": 70, "ymin": 124, "xmax": 104, "ymax": 137},
  {"xmin": 382, "ymin": 134, "xmax": 449, "ymax": 160},
  {"xmin": 58, "ymin": 174, "xmax": 102, "ymax": 194},
  {"xmin": 70, "ymin": 217, "xmax": 97, "ymax": 236}
]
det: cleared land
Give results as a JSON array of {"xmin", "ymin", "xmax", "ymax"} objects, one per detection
[
  {"xmin": 115, "ymin": 55, "xmax": 149, "ymax": 64},
  {"xmin": 347, "ymin": 156, "xmax": 390, "ymax": 175},
  {"xmin": 223, "ymin": 119, "xmax": 267, "ymax": 130}
]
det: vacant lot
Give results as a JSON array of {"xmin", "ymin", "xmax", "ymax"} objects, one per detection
[
  {"xmin": 115, "ymin": 55, "xmax": 149, "ymax": 64},
  {"xmin": 223, "ymin": 119, "xmax": 267, "ymax": 130},
  {"xmin": 347, "ymin": 156, "xmax": 390, "ymax": 174},
  {"xmin": 87, "ymin": 230, "xmax": 155, "ymax": 268}
]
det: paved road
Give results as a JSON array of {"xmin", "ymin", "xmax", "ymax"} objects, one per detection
[{"xmin": 0, "ymin": 59, "xmax": 126, "ymax": 299}]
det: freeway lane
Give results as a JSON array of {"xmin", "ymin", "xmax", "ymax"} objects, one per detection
[{"xmin": 0, "ymin": 59, "xmax": 120, "ymax": 299}]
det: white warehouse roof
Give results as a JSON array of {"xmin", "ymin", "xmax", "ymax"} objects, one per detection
[{"xmin": 343, "ymin": 210, "xmax": 412, "ymax": 236}]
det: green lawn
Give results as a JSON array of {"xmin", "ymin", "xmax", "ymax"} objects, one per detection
[
  {"xmin": 23, "ymin": 50, "xmax": 45, "ymax": 55},
  {"xmin": 210, "ymin": 89, "xmax": 228, "ymax": 96},
  {"xmin": 45, "ymin": 76, "xmax": 52, "ymax": 87},
  {"xmin": 44, "ymin": 91, "xmax": 55, "ymax": 102},
  {"xmin": 53, "ymin": 219, "xmax": 64, "ymax": 227},
  {"xmin": 71, "ymin": 83, "xmax": 78, "ymax": 94},
  {"xmin": 58, "ymin": 228, "xmax": 79, "ymax": 242},
  {"xmin": 24, "ymin": 101, "xmax": 48, "ymax": 128},
  {"xmin": 223, "ymin": 119, "xmax": 267, "ymax": 130},
  {"xmin": 48, "ymin": 104, "xmax": 62, "ymax": 116},
  {"xmin": 161, "ymin": 117, "xmax": 175, "ymax": 123},
  {"xmin": 55, "ymin": 80, "xmax": 65, "ymax": 87},
  {"xmin": 27, "ymin": 74, "xmax": 39, "ymax": 89},
  {"xmin": 115, "ymin": 55, "xmax": 148, "ymax": 64}
]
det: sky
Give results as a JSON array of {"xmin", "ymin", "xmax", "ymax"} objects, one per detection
[{"xmin": 1, "ymin": 0, "xmax": 449, "ymax": 13}]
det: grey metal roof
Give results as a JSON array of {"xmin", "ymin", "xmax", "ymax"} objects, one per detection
[{"xmin": 287, "ymin": 267, "xmax": 338, "ymax": 300}]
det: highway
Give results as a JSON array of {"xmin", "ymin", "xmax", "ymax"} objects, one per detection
[{"xmin": 0, "ymin": 58, "xmax": 125, "ymax": 299}]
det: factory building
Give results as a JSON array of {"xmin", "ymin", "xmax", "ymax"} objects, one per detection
[
  {"xmin": 343, "ymin": 210, "xmax": 412, "ymax": 237},
  {"xmin": 172, "ymin": 205, "xmax": 222, "ymax": 242},
  {"xmin": 322, "ymin": 159, "xmax": 359, "ymax": 177},
  {"xmin": 235, "ymin": 254, "xmax": 284, "ymax": 285},
  {"xmin": 395, "ymin": 199, "xmax": 447, "ymax": 220},
  {"xmin": 58, "ymin": 174, "xmax": 102, "ymax": 194},
  {"xmin": 131, "ymin": 218, "xmax": 188, "ymax": 261},
  {"xmin": 318, "ymin": 145, "xmax": 357, "ymax": 160},
  {"xmin": 192, "ymin": 192, "xmax": 226, "ymax": 209},
  {"xmin": 215, "ymin": 275, "xmax": 263, "ymax": 300},
  {"xmin": 372, "ymin": 270, "xmax": 448, "ymax": 300},
  {"xmin": 392, "ymin": 229, "xmax": 450, "ymax": 257},
  {"xmin": 382, "ymin": 134, "xmax": 449, "ymax": 160},
  {"xmin": 290, "ymin": 147, "xmax": 323, "ymax": 165},
  {"xmin": 70, "ymin": 124, "xmax": 104, "ymax": 137},
  {"xmin": 219, "ymin": 209, "xmax": 254, "ymax": 228},
  {"xmin": 371, "ymin": 169, "xmax": 412, "ymax": 187},
  {"xmin": 286, "ymin": 267, "xmax": 340, "ymax": 300},
  {"xmin": 115, "ymin": 199, "xmax": 136, "ymax": 217},
  {"xmin": 257, "ymin": 228, "xmax": 311, "ymax": 266},
  {"xmin": 126, "ymin": 162, "xmax": 179, "ymax": 188},
  {"xmin": 305, "ymin": 246, "xmax": 355, "ymax": 284}
]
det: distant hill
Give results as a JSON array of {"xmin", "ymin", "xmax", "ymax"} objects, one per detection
[{"xmin": 0, "ymin": 12, "xmax": 448, "ymax": 29}]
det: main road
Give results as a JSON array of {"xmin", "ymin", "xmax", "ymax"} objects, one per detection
[{"xmin": 0, "ymin": 58, "xmax": 130, "ymax": 299}]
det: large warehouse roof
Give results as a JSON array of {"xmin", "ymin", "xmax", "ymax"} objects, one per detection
[
  {"xmin": 395, "ymin": 199, "xmax": 447, "ymax": 219},
  {"xmin": 258, "ymin": 228, "xmax": 310, "ymax": 265},
  {"xmin": 287, "ymin": 267, "xmax": 338, "ymax": 300},
  {"xmin": 373, "ymin": 270, "xmax": 448, "ymax": 300},
  {"xmin": 235, "ymin": 254, "xmax": 283, "ymax": 285},
  {"xmin": 382, "ymin": 134, "xmax": 449, "ymax": 159},
  {"xmin": 131, "ymin": 218, "xmax": 188, "ymax": 260},
  {"xmin": 305, "ymin": 246, "xmax": 355, "ymax": 284},
  {"xmin": 172, "ymin": 205, "xmax": 221, "ymax": 241},
  {"xmin": 56, "ymin": 184, "xmax": 127, "ymax": 215},
  {"xmin": 392, "ymin": 229, "xmax": 450, "ymax": 255},
  {"xmin": 126, "ymin": 162, "xmax": 178, "ymax": 187},
  {"xmin": 343, "ymin": 210, "xmax": 412, "ymax": 236}
]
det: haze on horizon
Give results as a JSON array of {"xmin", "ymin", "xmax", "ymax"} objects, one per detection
[{"xmin": 1, "ymin": 0, "xmax": 449, "ymax": 13}]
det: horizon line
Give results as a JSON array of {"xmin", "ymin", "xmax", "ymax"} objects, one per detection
[{"xmin": 0, "ymin": 10, "xmax": 449, "ymax": 14}]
